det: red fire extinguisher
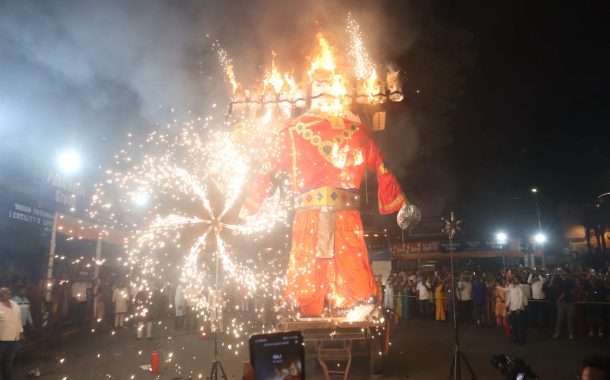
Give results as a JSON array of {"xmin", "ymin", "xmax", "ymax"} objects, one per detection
[{"xmin": 150, "ymin": 351, "xmax": 160, "ymax": 374}]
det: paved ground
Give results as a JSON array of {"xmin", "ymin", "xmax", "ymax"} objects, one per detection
[
  {"xmin": 14, "ymin": 319, "xmax": 610, "ymax": 380},
  {"xmin": 385, "ymin": 320, "xmax": 610, "ymax": 380}
]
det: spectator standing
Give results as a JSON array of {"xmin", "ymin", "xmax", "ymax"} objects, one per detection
[
  {"xmin": 472, "ymin": 275, "xmax": 487, "ymax": 327},
  {"xmin": 383, "ymin": 274, "xmax": 394, "ymax": 311},
  {"xmin": 495, "ymin": 279, "xmax": 509, "ymax": 336},
  {"xmin": 554, "ymin": 274, "xmax": 576, "ymax": 340},
  {"xmin": 0, "ymin": 287, "xmax": 22, "ymax": 380},
  {"xmin": 519, "ymin": 276, "xmax": 532, "ymax": 300},
  {"xmin": 434, "ymin": 280, "xmax": 446, "ymax": 321},
  {"xmin": 485, "ymin": 276, "xmax": 496, "ymax": 325},
  {"xmin": 112, "ymin": 284, "xmax": 129, "ymax": 329},
  {"xmin": 546, "ymin": 273, "xmax": 561, "ymax": 330},
  {"xmin": 457, "ymin": 275, "xmax": 473, "ymax": 323},
  {"xmin": 134, "ymin": 290, "xmax": 151, "ymax": 339},
  {"xmin": 71, "ymin": 280, "xmax": 91, "ymax": 327},
  {"xmin": 174, "ymin": 284, "xmax": 186, "ymax": 329},
  {"xmin": 416, "ymin": 277, "xmax": 432, "ymax": 318},
  {"xmin": 12, "ymin": 287, "xmax": 33, "ymax": 334},
  {"xmin": 405, "ymin": 281, "xmax": 416, "ymax": 320},
  {"xmin": 528, "ymin": 272, "xmax": 547, "ymax": 328},
  {"xmin": 506, "ymin": 277, "xmax": 528, "ymax": 345},
  {"xmin": 134, "ymin": 289, "xmax": 164, "ymax": 339},
  {"xmin": 586, "ymin": 278, "xmax": 607, "ymax": 338}
]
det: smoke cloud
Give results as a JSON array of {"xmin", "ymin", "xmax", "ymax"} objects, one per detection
[{"xmin": 1, "ymin": 0, "xmax": 469, "ymax": 219}]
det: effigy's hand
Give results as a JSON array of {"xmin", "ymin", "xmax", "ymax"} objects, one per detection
[{"xmin": 397, "ymin": 203, "xmax": 421, "ymax": 231}]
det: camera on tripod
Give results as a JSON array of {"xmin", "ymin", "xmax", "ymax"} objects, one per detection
[{"xmin": 491, "ymin": 354, "xmax": 538, "ymax": 380}]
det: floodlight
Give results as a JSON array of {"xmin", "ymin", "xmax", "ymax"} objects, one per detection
[
  {"xmin": 57, "ymin": 149, "xmax": 82, "ymax": 175},
  {"xmin": 495, "ymin": 231, "xmax": 508, "ymax": 245},
  {"xmin": 533, "ymin": 232, "xmax": 547, "ymax": 245}
]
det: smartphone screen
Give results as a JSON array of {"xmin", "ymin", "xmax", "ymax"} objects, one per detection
[{"xmin": 249, "ymin": 331, "xmax": 305, "ymax": 380}]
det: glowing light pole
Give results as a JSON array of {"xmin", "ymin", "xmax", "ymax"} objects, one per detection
[
  {"xmin": 56, "ymin": 149, "xmax": 83, "ymax": 175},
  {"xmin": 47, "ymin": 148, "xmax": 84, "ymax": 301},
  {"xmin": 595, "ymin": 193, "xmax": 610, "ymax": 254},
  {"xmin": 530, "ymin": 187, "xmax": 545, "ymax": 267}
]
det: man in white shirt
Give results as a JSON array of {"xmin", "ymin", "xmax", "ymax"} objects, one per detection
[
  {"xmin": 457, "ymin": 276, "xmax": 472, "ymax": 323},
  {"xmin": 506, "ymin": 278, "xmax": 528, "ymax": 345},
  {"xmin": 0, "ymin": 287, "xmax": 23, "ymax": 380},
  {"xmin": 416, "ymin": 278, "xmax": 432, "ymax": 318},
  {"xmin": 12, "ymin": 287, "xmax": 33, "ymax": 332},
  {"xmin": 528, "ymin": 272, "xmax": 546, "ymax": 328}
]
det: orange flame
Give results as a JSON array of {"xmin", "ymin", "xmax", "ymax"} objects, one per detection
[
  {"xmin": 308, "ymin": 34, "xmax": 337, "ymax": 77},
  {"xmin": 308, "ymin": 34, "xmax": 349, "ymax": 115},
  {"xmin": 362, "ymin": 68, "xmax": 383, "ymax": 104},
  {"xmin": 263, "ymin": 51, "xmax": 285, "ymax": 94}
]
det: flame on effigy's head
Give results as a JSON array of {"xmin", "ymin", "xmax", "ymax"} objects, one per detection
[
  {"xmin": 308, "ymin": 34, "xmax": 337, "ymax": 77},
  {"xmin": 222, "ymin": 13, "xmax": 404, "ymax": 121},
  {"xmin": 308, "ymin": 34, "xmax": 349, "ymax": 116}
]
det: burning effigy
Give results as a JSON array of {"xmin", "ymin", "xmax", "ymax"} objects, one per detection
[
  {"xmin": 225, "ymin": 14, "xmax": 421, "ymax": 318},
  {"xmin": 88, "ymin": 14, "xmax": 420, "ymax": 359}
]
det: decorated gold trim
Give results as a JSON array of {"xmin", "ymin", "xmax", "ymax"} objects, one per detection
[
  {"xmin": 290, "ymin": 120, "xmax": 359, "ymax": 165},
  {"xmin": 288, "ymin": 127, "xmax": 298, "ymax": 192},
  {"xmin": 295, "ymin": 186, "xmax": 360, "ymax": 210}
]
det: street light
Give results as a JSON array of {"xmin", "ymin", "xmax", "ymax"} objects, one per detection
[
  {"xmin": 495, "ymin": 231, "xmax": 508, "ymax": 245},
  {"xmin": 57, "ymin": 149, "xmax": 82, "ymax": 175},
  {"xmin": 533, "ymin": 232, "xmax": 547, "ymax": 245},
  {"xmin": 531, "ymin": 186, "xmax": 543, "ymax": 231}
]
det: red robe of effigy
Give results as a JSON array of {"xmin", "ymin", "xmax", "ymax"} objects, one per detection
[{"xmin": 243, "ymin": 111, "xmax": 406, "ymax": 316}]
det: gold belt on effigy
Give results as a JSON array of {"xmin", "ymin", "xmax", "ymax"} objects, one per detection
[
  {"xmin": 294, "ymin": 187, "xmax": 361, "ymax": 259},
  {"xmin": 294, "ymin": 186, "xmax": 360, "ymax": 210}
]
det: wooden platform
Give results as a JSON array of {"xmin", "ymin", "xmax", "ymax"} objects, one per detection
[
  {"xmin": 277, "ymin": 318, "xmax": 379, "ymax": 340},
  {"xmin": 277, "ymin": 318, "xmax": 383, "ymax": 380}
]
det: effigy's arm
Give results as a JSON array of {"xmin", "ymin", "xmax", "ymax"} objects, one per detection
[
  {"xmin": 240, "ymin": 170, "xmax": 275, "ymax": 217},
  {"xmin": 239, "ymin": 129, "xmax": 287, "ymax": 218},
  {"xmin": 366, "ymin": 136, "xmax": 406, "ymax": 215}
]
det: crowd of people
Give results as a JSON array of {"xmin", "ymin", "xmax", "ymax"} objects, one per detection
[
  {"xmin": 2, "ymin": 266, "xmax": 610, "ymax": 379},
  {"xmin": 0, "ymin": 277, "xmax": 209, "ymax": 379},
  {"xmin": 385, "ymin": 265, "xmax": 610, "ymax": 345}
]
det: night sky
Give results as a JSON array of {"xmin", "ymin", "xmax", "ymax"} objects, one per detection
[{"xmin": 1, "ymin": 0, "xmax": 608, "ymax": 238}]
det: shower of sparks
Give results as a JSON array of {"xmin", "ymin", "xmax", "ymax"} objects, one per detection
[
  {"xmin": 90, "ymin": 116, "xmax": 291, "ymax": 350},
  {"xmin": 346, "ymin": 12, "xmax": 384, "ymax": 104},
  {"xmin": 213, "ymin": 41, "xmax": 239, "ymax": 95},
  {"xmin": 75, "ymin": 13, "xmax": 400, "ymax": 366},
  {"xmin": 346, "ymin": 12, "xmax": 375, "ymax": 81}
]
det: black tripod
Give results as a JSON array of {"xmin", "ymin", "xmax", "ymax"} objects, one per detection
[
  {"xmin": 208, "ymin": 250, "xmax": 228, "ymax": 380},
  {"xmin": 443, "ymin": 212, "xmax": 476, "ymax": 380},
  {"xmin": 209, "ymin": 357, "xmax": 228, "ymax": 380}
]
